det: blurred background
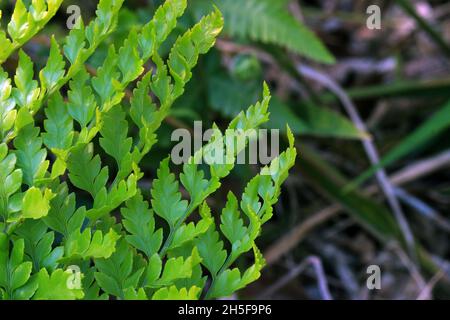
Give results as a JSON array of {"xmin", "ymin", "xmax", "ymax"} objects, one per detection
[{"xmin": 1, "ymin": 0, "xmax": 450, "ymax": 299}]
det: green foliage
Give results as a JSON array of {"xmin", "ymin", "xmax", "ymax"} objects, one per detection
[
  {"xmin": 192, "ymin": 0, "xmax": 335, "ymax": 64},
  {"xmin": 0, "ymin": 0, "xmax": 63, "ymax": 64},
  {"xmin": 0, "ymin": 0, "xmax": 296, "ymax": 300},
  {"xmin": 189, "ymin": 1, "xmax": 368, "ymax": 143}
]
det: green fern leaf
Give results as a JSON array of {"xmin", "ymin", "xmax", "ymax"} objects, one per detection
[{"xmin": 195, "ymin": 0, "xmax": 334, "ymax": 63}]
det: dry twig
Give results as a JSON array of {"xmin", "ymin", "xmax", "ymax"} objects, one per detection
[
  {"xmin": 257, "ymin": 256, "xmax": 332, "ymax": 300},
  {"xmin": 265, "ymin": 150, "xmax": 450, "ymax": 265}
]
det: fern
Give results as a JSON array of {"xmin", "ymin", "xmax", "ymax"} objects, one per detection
[
  {"xmin": 0, "ymin": 0, "xmax": 63, "ymax": 64},
  {"xmin": 0, "ymin": 0, "xmax": 296, "ymax": 300},
  {"xmin": 193, "ymin": 0, "xmax": 335, "ymax": 64}
]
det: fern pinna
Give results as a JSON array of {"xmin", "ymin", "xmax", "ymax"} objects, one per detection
[{"xmin": 0, "ymin": 0, "xmax": 296, "ymax": 300}]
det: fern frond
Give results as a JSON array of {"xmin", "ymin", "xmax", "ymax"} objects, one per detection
[
  {"xmin": 196, "ymin": 0, "xmax": 335, "ymax": 64},
  {"xmin": 0, "ymin": 0, "xmax": 63, "ymax": 64},
  {"xmin": 0, "ymin": 0, "xmax": 297, "ymax": 301}
]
